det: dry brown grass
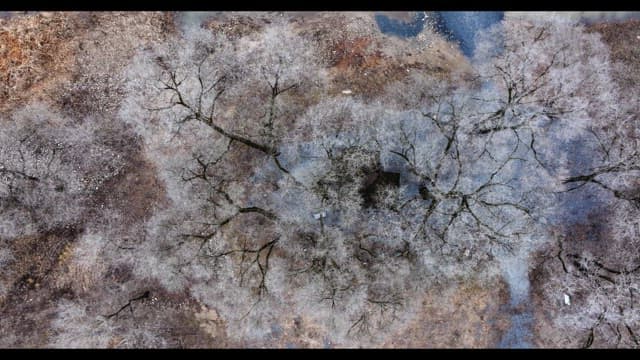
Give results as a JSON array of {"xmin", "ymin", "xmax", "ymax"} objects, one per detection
[
  {"xmin": 0, "ymin": 227, "xmax": 81, "ymax": 347},
  {"xmin": 0, "ymin": 12, "xmax": 81, "ymax": 113},
  {"xmin": 383, "ymin": 277, "xmax": 511, "ymax": 347}
]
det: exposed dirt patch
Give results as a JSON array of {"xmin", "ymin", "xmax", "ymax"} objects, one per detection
[
  {"xmin": 0, "ymin": 226, "xmax": 82, "ymax": 347},
  {"xmin": 325, "ymin": 36, "xmax": 412, "ymax": 99},
  {"xmin": 289, "ymin": 13, "xmax": 470, "ymax": 99},
  {"xmin": 587, "ymin": 19, "xmax": 640, "ymax": 109},
  {"xmin": 385, "ymin": 277, "xmax": 511, "ymax": 347},
  {"xmin": 1, "ymin": 227, "xmax": 82, "ymax": 301},
  {"xmin": 330, "ymin": 36, "xmax": 386, "ymax": 71},
  {"xmin": 93, "ymin": 280, "xmax": 227, "ymax": 348},
  {"xmin": 0, "ymin": 285, "xmax": 75, "ymax": 347},
  {"xmin": 91, "ymin": 146, "xmax": 169, "ymax": 227},
  {"xmin": 244, "ymin": 313, "xmax": 331, "ymax": 348}
]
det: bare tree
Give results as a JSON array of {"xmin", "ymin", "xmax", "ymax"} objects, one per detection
[
  {"xmin": 117, "ymin": 16, "xmax": 636, "ymax": 347},
  {"xmin": 0, "ymin": 104, "xmax": 126, "ymax": 240},
  {"xmin": 489, "ymin": 17, "xmax": 640, "ymax": 348},
  {"xmin": 536, "ymin": 200, "xmax": 640, "ymax": 348}
]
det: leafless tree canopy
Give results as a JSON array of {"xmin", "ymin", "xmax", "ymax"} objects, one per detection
[{"xmin": 1, "ymin": 14, "xmax": 638, "ymax": 347}]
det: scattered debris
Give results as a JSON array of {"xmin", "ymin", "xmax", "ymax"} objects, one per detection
[{"xmin": 313, "ymin": 211, "xmax": 327, "ymax": 220}]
